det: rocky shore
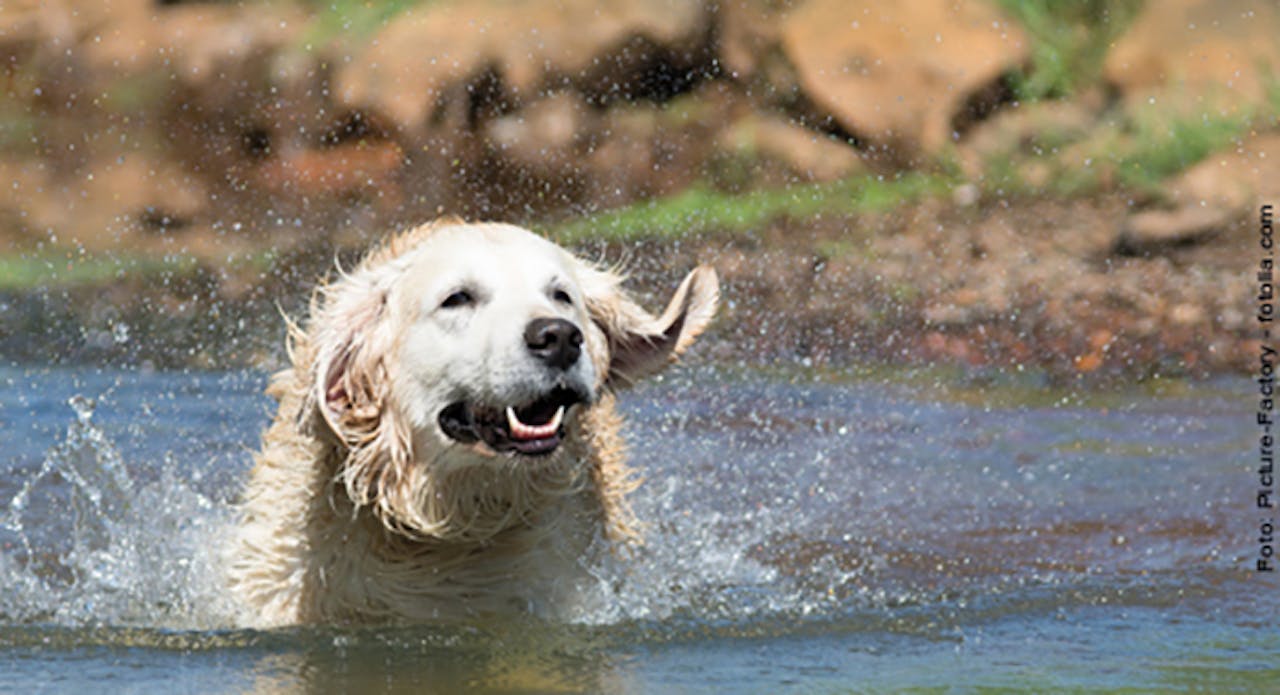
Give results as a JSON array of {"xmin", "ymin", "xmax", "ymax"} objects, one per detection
[{"xmin": 0, "ymin": 0, "xmax": 1273, "ymax": 377}]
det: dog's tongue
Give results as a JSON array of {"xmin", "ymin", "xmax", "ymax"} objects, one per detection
[{"xmin": 505, "ymin": 405, "xmax": 564, "ymax": 441}]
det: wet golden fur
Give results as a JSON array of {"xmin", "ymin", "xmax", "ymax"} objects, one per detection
[{"xmin": 227, "ymin": 220, "xmax": 717, "ymax": 626}]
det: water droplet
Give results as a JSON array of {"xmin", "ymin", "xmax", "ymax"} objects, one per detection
[{"xmin": 69, "ymin": 395, "xmax": 96, "ymax": 423}]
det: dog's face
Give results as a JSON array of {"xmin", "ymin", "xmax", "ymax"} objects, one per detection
[
  {"xmin": 391, "ymin": 224, "xmax": 602, "ymax": 458},
  {"xmin": 309, "ymin": 221, "xmax": 718, "ymax": 483}
]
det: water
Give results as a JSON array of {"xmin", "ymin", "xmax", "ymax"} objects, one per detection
[{"xmin": 0, "ymin": 365, "xmax": 1273, "ymax": 692}]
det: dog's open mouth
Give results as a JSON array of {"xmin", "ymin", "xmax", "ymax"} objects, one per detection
[{"xmin": 438, "ymin": 386, "xmax": 586, "ymax": 456}]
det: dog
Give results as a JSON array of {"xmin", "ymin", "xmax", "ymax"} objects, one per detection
[{"xmin": 227, "ymin": 219, "xmax": 718, "ymax": 626}]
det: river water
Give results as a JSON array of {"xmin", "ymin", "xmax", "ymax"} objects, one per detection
[{"xmin": 0, "ymin": 364, "xmax": 1273, "ymax": 692}]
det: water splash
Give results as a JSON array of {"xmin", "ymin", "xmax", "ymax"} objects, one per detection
[
  {"xmin": 1, "ymin": 394, "xmax": 234, "ymax": 628},
  {"xmin": 0, "ymin": 368, "xmax": 1253, "ymax": 635}
]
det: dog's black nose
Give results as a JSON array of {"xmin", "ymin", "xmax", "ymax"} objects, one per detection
[{"xmin": 524, "ymin": 318, "xmax": 583, "ymax": 370}]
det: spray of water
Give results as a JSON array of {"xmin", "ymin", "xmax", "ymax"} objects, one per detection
[
  {"xmin": 0, "ymin": 381, "xmax": 827, "ymax": 632},
  {"xmin": 1, "ymin": 395, "xmax": 236, "ymax": 629},
  {"xmin": 0, "ymin": 369, "xmax": 1245, "ymax": 635}
]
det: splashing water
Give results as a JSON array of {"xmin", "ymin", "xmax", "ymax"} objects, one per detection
[
  {"xmin": 1, "ymin": 374, "xmax": 238, "ymax": 628},
  {"xmin": 0, "ymin": 370, "xmax": 798, "ymax": 631},
  {"xmin": 0, "ymin": 366, "xmax": 1259, "ymax": 631},
  {"xmin": 0, "ymin": 365, "xmax": 1272, "ymax": 692}
]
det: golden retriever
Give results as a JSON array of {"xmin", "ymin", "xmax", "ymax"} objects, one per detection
[{"xmin": 227, "ymin": 219, "xmax": 718, "ymax": 626}]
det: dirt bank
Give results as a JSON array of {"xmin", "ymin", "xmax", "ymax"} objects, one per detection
[
  {"xmin": 0, "ymin": 191, "xmax": 1253, "ymax": 381},
  {"xmin": 0, "ymin": 0, "xmax": 1268, "ymax": 379}
]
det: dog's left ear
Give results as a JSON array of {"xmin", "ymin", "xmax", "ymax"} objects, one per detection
[{"xmin": 576, "ymin": 262, "xmax": 719, "ymax": 386}]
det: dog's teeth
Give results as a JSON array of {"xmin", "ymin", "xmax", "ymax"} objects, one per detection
[{"xmin": 505, "ymin": 405, "xmax": 565, "ymax": 441}]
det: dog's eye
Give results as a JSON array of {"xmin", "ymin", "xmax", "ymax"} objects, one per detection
[
  {"xmin": 440, "ymin": 290, "xmax": 474, "ymax": 309},
  {"xmin": 552, "ymin": 289, "xmax": 573, "ymax": 305}
]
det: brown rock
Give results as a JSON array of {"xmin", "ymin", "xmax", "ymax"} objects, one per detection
[
  {"xmin": 38, "ymin": 0, "xmax": 307, "ymax": 86},
  {"xmin": 923, "ymin": 297, "xmax": 972, "ymax": 326},
  {"xmin": 583, "ymin": 107, "xmax": 663, "ymax": 203},
  {"xmin": 1117, "ymin": 131, "xmax": 1280, "ymax": 256},
  {"xmin": 1074, "ymin": 352, "xmax": 1103, "ymax": 373},
  {"xmin": 957, "ymin": 99, "xmax": 1099, "ymax": 178},
  {"xmin": 0, "ymin": 160, "xmax": 49, "ymax": 246},
  {"xmin": 334, "ymin": 0, "xmax": 710, "ymax": 130},
  {"xmin": 1088, "ymin": 329, "xmax": 1114, "ymax": 351},
  {"xmin": 1105, "ymin": 0, "xmax": 1280, "ymax": 113},
  {"xmin": 1166, "ymin": 153, "xmax": 1255, "ymax": 214},
  {"xmin": 1168, "ymin": 302, "xmax": 1205, "ymax": 326},
  {"xmin": 484, "ymin": 92, "xmax": 590, "ymax": 171},
  {"xmin": 151, "ymin": 4, "xmax": 308, "ymax": 86},
  {"xmin": 0, "ymin": 1, "xmax": 65, "ymax": 54},
  {"xmin": 718, "ymin": 0, "xmax": 784, "ymax": 82},
  {"xmin": 1163, "ymin": 132, "xmax": 1280, "ymax": 211},
  {"xmin": 1115, "ymin": 205, "xmax": 1234, "ymax": 256},
  {"xmin": 780, "ymin": 0, "xmax": 1028, "ymax": 156},
  {"xmin": 718, "ymin": 114, "xmax": 864, "ymax": 182},
  {"xmin": 254, "ymin": 141, "xmax": 405, "ymax": 210},
  {"xmin": 18, "ymin": 153, "xmax": 207, "ymax": 251}
]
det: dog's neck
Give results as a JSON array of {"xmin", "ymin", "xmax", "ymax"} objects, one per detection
[{"xmin": 321, "ymin": 433, "xmax": 593, "ymax": 547}]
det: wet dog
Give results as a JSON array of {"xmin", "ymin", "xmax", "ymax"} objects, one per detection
[{"xmin": 227, "ymin": 219, "xmax": 718, "ymax": 625}]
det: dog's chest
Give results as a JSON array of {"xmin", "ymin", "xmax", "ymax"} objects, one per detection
[{"xmin": 308, "ymin": 493, "xmax": 601, "ymax": 621}]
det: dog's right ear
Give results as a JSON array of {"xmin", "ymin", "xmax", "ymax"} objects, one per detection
[{"xmin": 301, "ymin": 270, "xmax": 399, "ymax": 444}]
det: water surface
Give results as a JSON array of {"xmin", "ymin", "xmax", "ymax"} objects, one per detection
[{"xmin": 0, "ymin": 365, "xmax": 1272, "ymax": 692}]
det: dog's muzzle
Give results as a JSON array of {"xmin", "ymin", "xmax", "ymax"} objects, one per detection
[{"xmin": 438, "ymin": 386, "xmax": 588, "ymax": 456}]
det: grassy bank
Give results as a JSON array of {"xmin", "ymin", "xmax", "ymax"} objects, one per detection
[
  {"xmin": 547, "ymin": 172, "xmax": 951, "ymax": 244},
  {"xmin": 0, "ymin": 173, "xmax": 953, "ymax": 291},
  {"xmin": 0, "ymin": 251, "xmax": 198, "ymax": 291}
]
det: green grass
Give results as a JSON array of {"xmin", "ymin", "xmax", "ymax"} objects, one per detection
[
  {"xmin": 0, "ymin": 247, "xmax": 290, "ymax": 292},
  {"xmin": 546, "ymin": 173, "xmax": 952, "ymax": 244},
  {"xmin": 0, "ymin": 251, "xmax": 199, "ymax": 291},
  {"xmin": 996, "ymin": 0, "xmax": 1145, "ymax": 100},
  {"xmin": 987, "ymin": 0, "xmax": 1248, "ymax": 195},
  {"xmin": 1114, "ymin": 105, "xmax": 1252, "ymax": 189},
  {"xmin": 100, "ymin": 71, "xmax": 171, "ymax": 113},
  {"xmin": 980, "ymin": 95, "xmax": 1258, "ymax": 197},
  {"xmin": 0, "ymin": 109, "xmax": 39, "ymax": 153},
  {"xmin": 0, "ymin": 173, "xmax": 949, "ymax": 292},
  {"xmin": 299, "ymin": 0, "xmax": 427, "ymax": 45}
]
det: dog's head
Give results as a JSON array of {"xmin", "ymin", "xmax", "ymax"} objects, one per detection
[{"xmin": 301, "ymin": 221, "xmax": 717, "ymax": 536}]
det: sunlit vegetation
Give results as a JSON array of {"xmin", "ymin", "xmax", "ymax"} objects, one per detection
[
  {"xmin": 0, "ymin": 251, "xmax": 198, "ymax": 291},
  {"xmin": 996, "ymin": 0, "xmax": 1145, "ymax": 100},
  {"xmin": 980, "ymin": 0, "xmax": 1273, "ymax": 196},
  {"xmin": 300, "ymin": 0, "xmax": 426, "ymax": 43},
  {"xmin": 1113, "ymin": 103, "xmax": 1254, "ymax": 190},
  {"xmin": 981, "ymin": 98, "xmax": 1261, "ymax": 198},
  {"xmin": 0, "ymin": 249, "xmax": 282, "ymax": 292},
  {"xmin": 0, "ymin": 173, "xmax": 949, "ymax": 290},
  {"xmin": 0, "ymin": 0, "xmax": 1262, "ymax": 381},
  {"xmin": 547, "ymin": 173, "xmax": 950, "ymax": 244}
]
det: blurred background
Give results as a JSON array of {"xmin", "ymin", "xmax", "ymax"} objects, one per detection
[{"xmin": 0, "ymin": 0, "xmax": 1270, "ymax": 376}]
